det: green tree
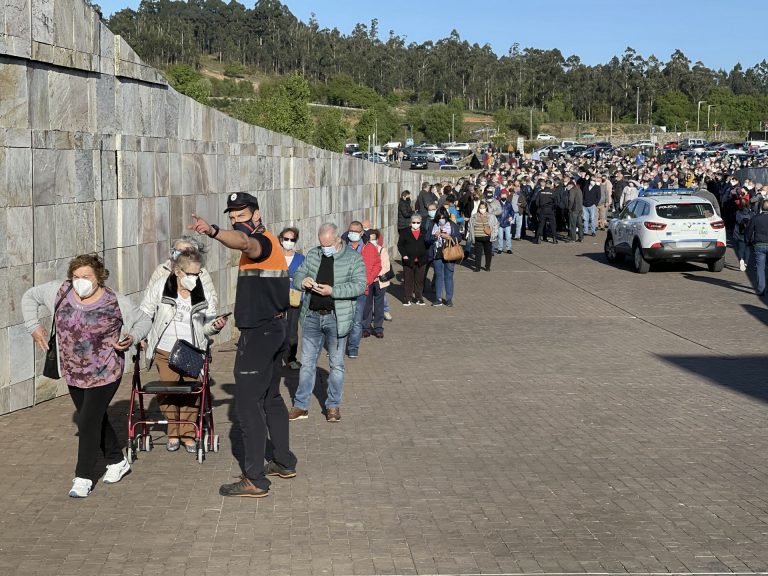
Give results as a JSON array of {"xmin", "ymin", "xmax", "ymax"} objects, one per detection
[
  {"xmin": 312, "ymin": 108, "xmax": 348, "ymax": 152},
  {"xmin": 653, "ymin": 90, "xmax": 692, "ymax": 128},
  {"xmin": 230, "ymin": 72, "xmax": 312, "ymax": 142},
  {"xmin": 355, "ymin": 102, "xmax": 400, "ymax": 144}
]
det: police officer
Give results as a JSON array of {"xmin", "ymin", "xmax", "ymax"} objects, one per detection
[
  {"xmin": 535, "ymin": 179, "xmax": 558, "ymax": 244},
  {"xmin": 189, "ymin": 192, "xmax": 297, "ymax": 498}
]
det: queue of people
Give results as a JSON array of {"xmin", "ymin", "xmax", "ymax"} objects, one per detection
[{"xmin": 19, "ymin": 144, "xmax": 768, "ymax": 500}]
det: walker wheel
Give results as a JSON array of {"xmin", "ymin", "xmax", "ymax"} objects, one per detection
[
  {"xmin": 212, "ymin": 434, "xmax": 220, "ymax": 453},
  {"xmin": 203, "ymin": 431, "xmax": 209, "ymax": 453},
  {"xmin": 197, "ymin": 447, "xmax": 205, "ymax": 464},
  {"xmin": 143, "ymin": 435, "xmax": 152, "ymax": 452},
  {"xmin": 127, "ymin": 443, "xmax": 135, "ymax": 464}
]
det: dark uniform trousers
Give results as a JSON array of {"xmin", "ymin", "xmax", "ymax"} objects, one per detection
[
  {"xmin": 536, "ymin": 210, "xmax": 557, "ymax": 241},
  {"xmin": 234, "ymin": 317, "xmax": 297, "ymax": 490}
]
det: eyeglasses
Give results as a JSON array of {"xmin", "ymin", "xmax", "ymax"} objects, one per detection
[
  {"xmin": 280, "ymin": 237, "xmax": 296, "ymax": 241},
  {"xmin": 182, "ymin": 270, "xmax": 201, "ymax": 277}
]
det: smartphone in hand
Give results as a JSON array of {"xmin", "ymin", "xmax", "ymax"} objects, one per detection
[{"xmin": 215, "ymin": 312, "xmax": 232, "ymax": 321}]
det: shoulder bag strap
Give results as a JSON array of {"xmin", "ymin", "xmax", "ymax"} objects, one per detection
[{"xmin": 50, "ymin": 283, "xmax": 74, "ymax": 338}]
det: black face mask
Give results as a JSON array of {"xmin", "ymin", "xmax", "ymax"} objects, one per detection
[{"xmin": 233, "ymin": 220, "xmax": 255, "ymax": 235}]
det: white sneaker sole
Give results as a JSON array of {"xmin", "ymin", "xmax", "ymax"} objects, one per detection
[{"xmin": 103, "ymin": 465, "xmax": 131, "ymax": 484}]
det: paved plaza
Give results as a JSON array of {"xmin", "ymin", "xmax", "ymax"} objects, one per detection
[{"xmin": 2, "ymin": 234, "xmax": 768, "ymax": 576}]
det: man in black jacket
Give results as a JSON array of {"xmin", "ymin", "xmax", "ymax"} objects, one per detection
[
  {"xmin": 747, "ymin": 200, "xmax": 768, "ymax": 295},
  {"xmin": 554, "ymin": 178, "xmax": 569, "ymax": 236},
  {"xmin": 582, "ymin": 175, "xmax": 601, "ymax": 236},
  {"xmin": 535, "ymin": 179, "xmax": 558, "ymax": 244},
  {"xmin": 414, "ymin": 182, "xmax": 437, "ymax": 218},
  {"xmin": 567, "ymin": 180, "xmax": 584, "ymax": 242}
]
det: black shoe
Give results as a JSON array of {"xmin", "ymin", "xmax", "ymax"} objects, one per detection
[
  {"xmin": 484, "ymin": 266, "xmax": 490, "ymax": 271},
  {"xmin": 506, "ymin": 250, "xmax": 512, "ymax": 254},
  {"xmin": 533, "ymin": 239, "xmax": 540, "ymax": 244},
  {"xmin": 219, "ymin": 477, "xmax": 269, "ymax": 498},
  {"xmin": 265, "ymin": 460, "xmax": 297, "ymax": 479},
  {"xmin": 444, "ymin": 300, "xmax": 454, "ymax": 307}
]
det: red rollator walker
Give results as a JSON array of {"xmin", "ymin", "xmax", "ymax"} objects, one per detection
[{"xmin": 126, "ymin": 345, "xmax": 219, "ymax": 464}]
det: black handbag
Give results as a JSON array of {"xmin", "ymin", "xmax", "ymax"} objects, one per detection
[
  {"xmin": 43, "ymin": 284, "xmax": 73, "ymax": 380},
  {"xmin": 168, "ymin": 339, "xmax": 206, "ymax": 379},
  {"xmin": 378, "ymin": 269, "xmax": 395, "ymax": 282}
]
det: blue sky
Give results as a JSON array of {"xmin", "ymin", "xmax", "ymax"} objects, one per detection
[{"xmin": 99, "ymin": 0, "xmax": 763, "ymax": 71}]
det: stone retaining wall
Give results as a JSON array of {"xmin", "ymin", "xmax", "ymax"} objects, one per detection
[{"xmin": 0, "ymin": 0, "xmax": 424, "ymax": 415}]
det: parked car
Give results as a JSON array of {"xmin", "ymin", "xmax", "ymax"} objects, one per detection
[
  {"xmin": 344, "ymin": 143, "xmax": 360, "ymax": 155},
  {"xmin": 564, "ymin": 144, "xmax": 588, "ymax": 155},
  {"xmin": 536, "ymin": 133, "xmax": 556, "ymax": 141},
  {"xmin": 604, "ymin": 189, "xmax": 726, "ymax": 273},
  {"xmin": 580, "ymin": 132, "xmax": 596, "ymax": 139},
  {"xmin": 663, "ymin": 141, "xmax": 679, "ymax": 150},
  {"xmin": 428, "ymin": 150, "xmax": 447, "ymax": 163},
  {"xmin": 559, "ymin": 140, "xmax": 579, "ymax": 149},
  {"xmin": 410, "ymin": 154, "xmax": 429, "ymax": 170},
  {"xmin": 446, "ymin": 150, "xmax": 463, "ymax": 162},
  {"xmin": 444, "ymin": 142, "xmax": 472, "ymax": 152}
]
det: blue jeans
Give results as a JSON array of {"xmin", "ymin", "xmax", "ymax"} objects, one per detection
[
  {"xmin": 433, "ymin": 259, "xmax": 455, "ymax": 302},
  {"xmin": 497, "ymin": 226, "xmax": 512, "ymax": 251},
  {"xmin": 755, "ymin": 244, "xmax": 768, "ymax": 294},
  {"xmin": 295, "ymin": 311, "xmax": 347, "ymax": 410},
  {"xmin": 363, "ymin": 283, "xmax": 386, "ymax": 335},
  {"xmin": 383, "ymin": 293, "xmax": 390, "ymax": 313},
  {"xmin": 582, "ymin": 205, "xmax": 597, "ymax": 235},
  {"xmin": 734, "ymin": 236, "xmax": 751, "ymax": 264},
  {"xmin": 346, "ymin": 293, "xmax": 367, "ymax": 356},
  {"xmin": 513, "ymin": 214, "xmax": 523, "ymax": 239}
]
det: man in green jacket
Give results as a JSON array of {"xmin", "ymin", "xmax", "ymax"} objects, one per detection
[{"xmin": 289, "ymin": 223, "xmax": 367, "ymax": 422}]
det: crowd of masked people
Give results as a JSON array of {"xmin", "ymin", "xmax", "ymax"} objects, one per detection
[
  {"xmin": 20, "ymin": 147, "xmax": 768, "ymax": 501},
  {"xmin": 396, "ymin": 147, "xmax": 768, "ymax": 264}
]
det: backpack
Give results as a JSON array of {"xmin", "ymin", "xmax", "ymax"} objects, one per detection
[{"xmin": 738, "ymin": 213, "xmax": 752, "ymax": 236}]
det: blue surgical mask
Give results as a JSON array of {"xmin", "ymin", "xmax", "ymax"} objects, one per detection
[
  {"xmin": 347, "ymin": 231, "xmax": 361, "ymax": 243},
  {"xmin": 428, "ymin": 210, "xmax": 437, "ymax": 218},
  {"xmin": 321, "ymin": 245, "xmax": 337, "ymax": 257}
]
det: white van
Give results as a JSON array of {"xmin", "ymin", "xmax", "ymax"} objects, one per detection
[{"xmin": 682, "ymin": 138, "xmax": 706, "ymax": 149}]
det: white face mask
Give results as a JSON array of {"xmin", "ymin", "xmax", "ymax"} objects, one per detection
[
  {"xmin": 281, "ymin": 240, "xmax": 296, "ymax": 251},
  {"xmin": 73, "ymin": 278, "xmax": 95, "ymax": 299},
  {"xmin": 411, "ymin": 222, "xmax": 421, "ymax": 230},
  {"xmin": 369, "ymin": 237, "xmax": 378, "ymax": 244},
  {"xmin": 180, "ymin": 275, "xmax": 197, "ymax": 291},
  {"xmin": 479, "ymin": 208, "xmax": 487, "ymax": 214}
]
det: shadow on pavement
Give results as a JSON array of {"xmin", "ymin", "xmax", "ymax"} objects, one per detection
[
  {"xmin": 658, "ymin": 353, "xmax": 768, "ymax": 404},
  {"xmin": 681, "ymin": 272, "xmax": 756, "ymax": 294}
]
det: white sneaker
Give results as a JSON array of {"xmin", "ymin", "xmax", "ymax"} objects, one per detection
[
  {"xmin": 102, "ymin": 458, "xmax": 130, "ymax": 484},
  {"xmin": 69, "ymin": 477, "xmax": 92, "ymax": 498},
  {"xmin": 384, "ymin": 311, "xmax": 393, "ymax": 321},
  {"xmin": 739, "ymin": 259, "xmax": 747, "ymax": 271},
  {"xmin": 402, "ymin": 301, "xmax": 412, "ymax": 307}
]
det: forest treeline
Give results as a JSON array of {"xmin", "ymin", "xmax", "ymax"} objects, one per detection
[{"xmin": 106, "ymin": 0, "xmax": 768, "ymax": 137}]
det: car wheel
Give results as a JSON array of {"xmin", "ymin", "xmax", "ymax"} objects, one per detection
[
  {"xmin": 633, "ymin": 244, "xmax": 650, "ymax": 274},
  {"xmin": 707, "ymin": 257, "xmax": 725, "ymax": 272},
  {"xmin": 604, "ymin": 234, "xmax": 623, "ymax": 263}
]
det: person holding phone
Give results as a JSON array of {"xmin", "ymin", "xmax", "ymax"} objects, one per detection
[
  {"xmin": 21, "ymin": 254, "xmax": 151, "ymax": 498},
  {"xmin": 289, "ymin": 223, "xmax": 367, "ymax": 422},
  {"xmin": 140, "ymin": 250, "xmax": 227, "ymax": 453}
]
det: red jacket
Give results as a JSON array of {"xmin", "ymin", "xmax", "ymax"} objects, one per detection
[{"xmin": 348, "ymin": 241, "xmax": 381, "ymax": 295}]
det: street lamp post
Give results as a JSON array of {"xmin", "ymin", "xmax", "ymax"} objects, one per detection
[
  {"xmin": 707, "ymin": 104, "xmax": 716, "ymax": 130},
  {"xmin": 697, "ymin": 100, "xmax": 706, "ymax": 133},
  {"xmin": 451, "ymin": 113, "xmax": 455, "ymax": 143}
]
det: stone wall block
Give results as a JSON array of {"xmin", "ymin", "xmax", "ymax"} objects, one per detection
[
  {"xmin": 117, "ymin": 149, "xmax": 138, "ymax": 198},
  {"xmin": 100, "ymin": 149, "xmax": 117, "ymax": 201},
  {"xmin": 74, "ymin": 149, "xmax": 96, "ymax": 202},
  {"xmin": 52, "ymin": 0, "xmax": 73, "ymax": 50},
  {"xmin": 103, "ymin": 245, "xmax": 139, "ymax": 295},
  {"xmin": 137, "ymin": 151, "xmax": 155, "ymax": 198},
  {"xmin": 153, "ymin": 196, "xmax": 169, "ymax": 243},
  {"xmin": 6, "ymin": 146, "xmax": 31, "ymax": 206},
  {"xmin": 0, "ymin": 326, "xmax": 9, "ymax": 388},
  {"xmin": 96, "ymin": 73, "xmax": 116, "ymax": 134},
  {"xmin": 102, "ymin": 198, "xmax": 138, "ymax": 249},
  {"xmin": 154, "ymin": 152, "xmax": 169, "ymax": 197},
  {"xmin": 0, "ymin": 57, "xmax": 28, "ymax": 129},
  {"xmin": 8, "ymin": 323, "xmax": 33, "ymax": 384},
  {"xmin": 31, "ymin": 0, "xmax": 54, "ymax": 45},
  {"xmin": 139, "ymin": 241, "xmax": 161, "ymax": 288},
  {"xmin": 6, "ymin": 206, "xmax": 32, "ymax": 266},
  {"xmin": 33, "ymin": 204, "xmax": 56, "ymax": 261},
  {"xmin": 74, "ymin": 201, "xmax": 100, "ymax": 255}
]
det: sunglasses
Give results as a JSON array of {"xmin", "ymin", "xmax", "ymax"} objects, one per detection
[
  {"xmin": 280, "ymin": 237, "xmax": 296, "ymax": 241},
  {"xmin": 182, "ymin": 270, "xmax": 201, "ymax": 277}
]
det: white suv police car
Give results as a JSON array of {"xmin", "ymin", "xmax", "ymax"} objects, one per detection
[{"xmin": 604, "ymin": 189, "xmax": 726, "ymax": 273}]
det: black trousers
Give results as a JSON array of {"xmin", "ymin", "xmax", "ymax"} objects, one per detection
[
  {"xmin": 474, "ymin": 237, "xmax": 493, "ymax": 270},
  {"xmin": 569, "ymin": 211, "xmax": 583, "ymax": 241},
  {"xmin": 536, "ymin": 211, "xmax": 557, "ymax": 241},
  {"xmin": 68, "ymin": 381, "xmax": 123, "ymax": 479},
  {"xmin": 403, "ymin": 262, "xmax": 426, "ymax": 302},
  {"xmin": 284, "ymin": 306, "xmax": 300, "ymax": 363},
  {"xmin": 235, "ymin": 319, "xmax": 297, "ymax": 490}
]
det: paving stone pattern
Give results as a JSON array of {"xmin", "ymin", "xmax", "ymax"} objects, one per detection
[
  {"xmin": 0, "ymin": 0, "xmax": 423, "ymax": 413},
  {"xmin": 1, "ymin": 236, "xmax": 768, "ymax": 575}
]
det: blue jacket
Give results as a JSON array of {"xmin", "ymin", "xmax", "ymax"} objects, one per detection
[
  {"xmin": 425, "ymin": 221, "xmax": 461, "ymax": 260},
  {"xmin": 287, "ymin": 252, "xmax": 306, "ymax": 290},
  {"xmin": 499, "ymin": 199, "xmax": 515, "ymax": 228}
]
